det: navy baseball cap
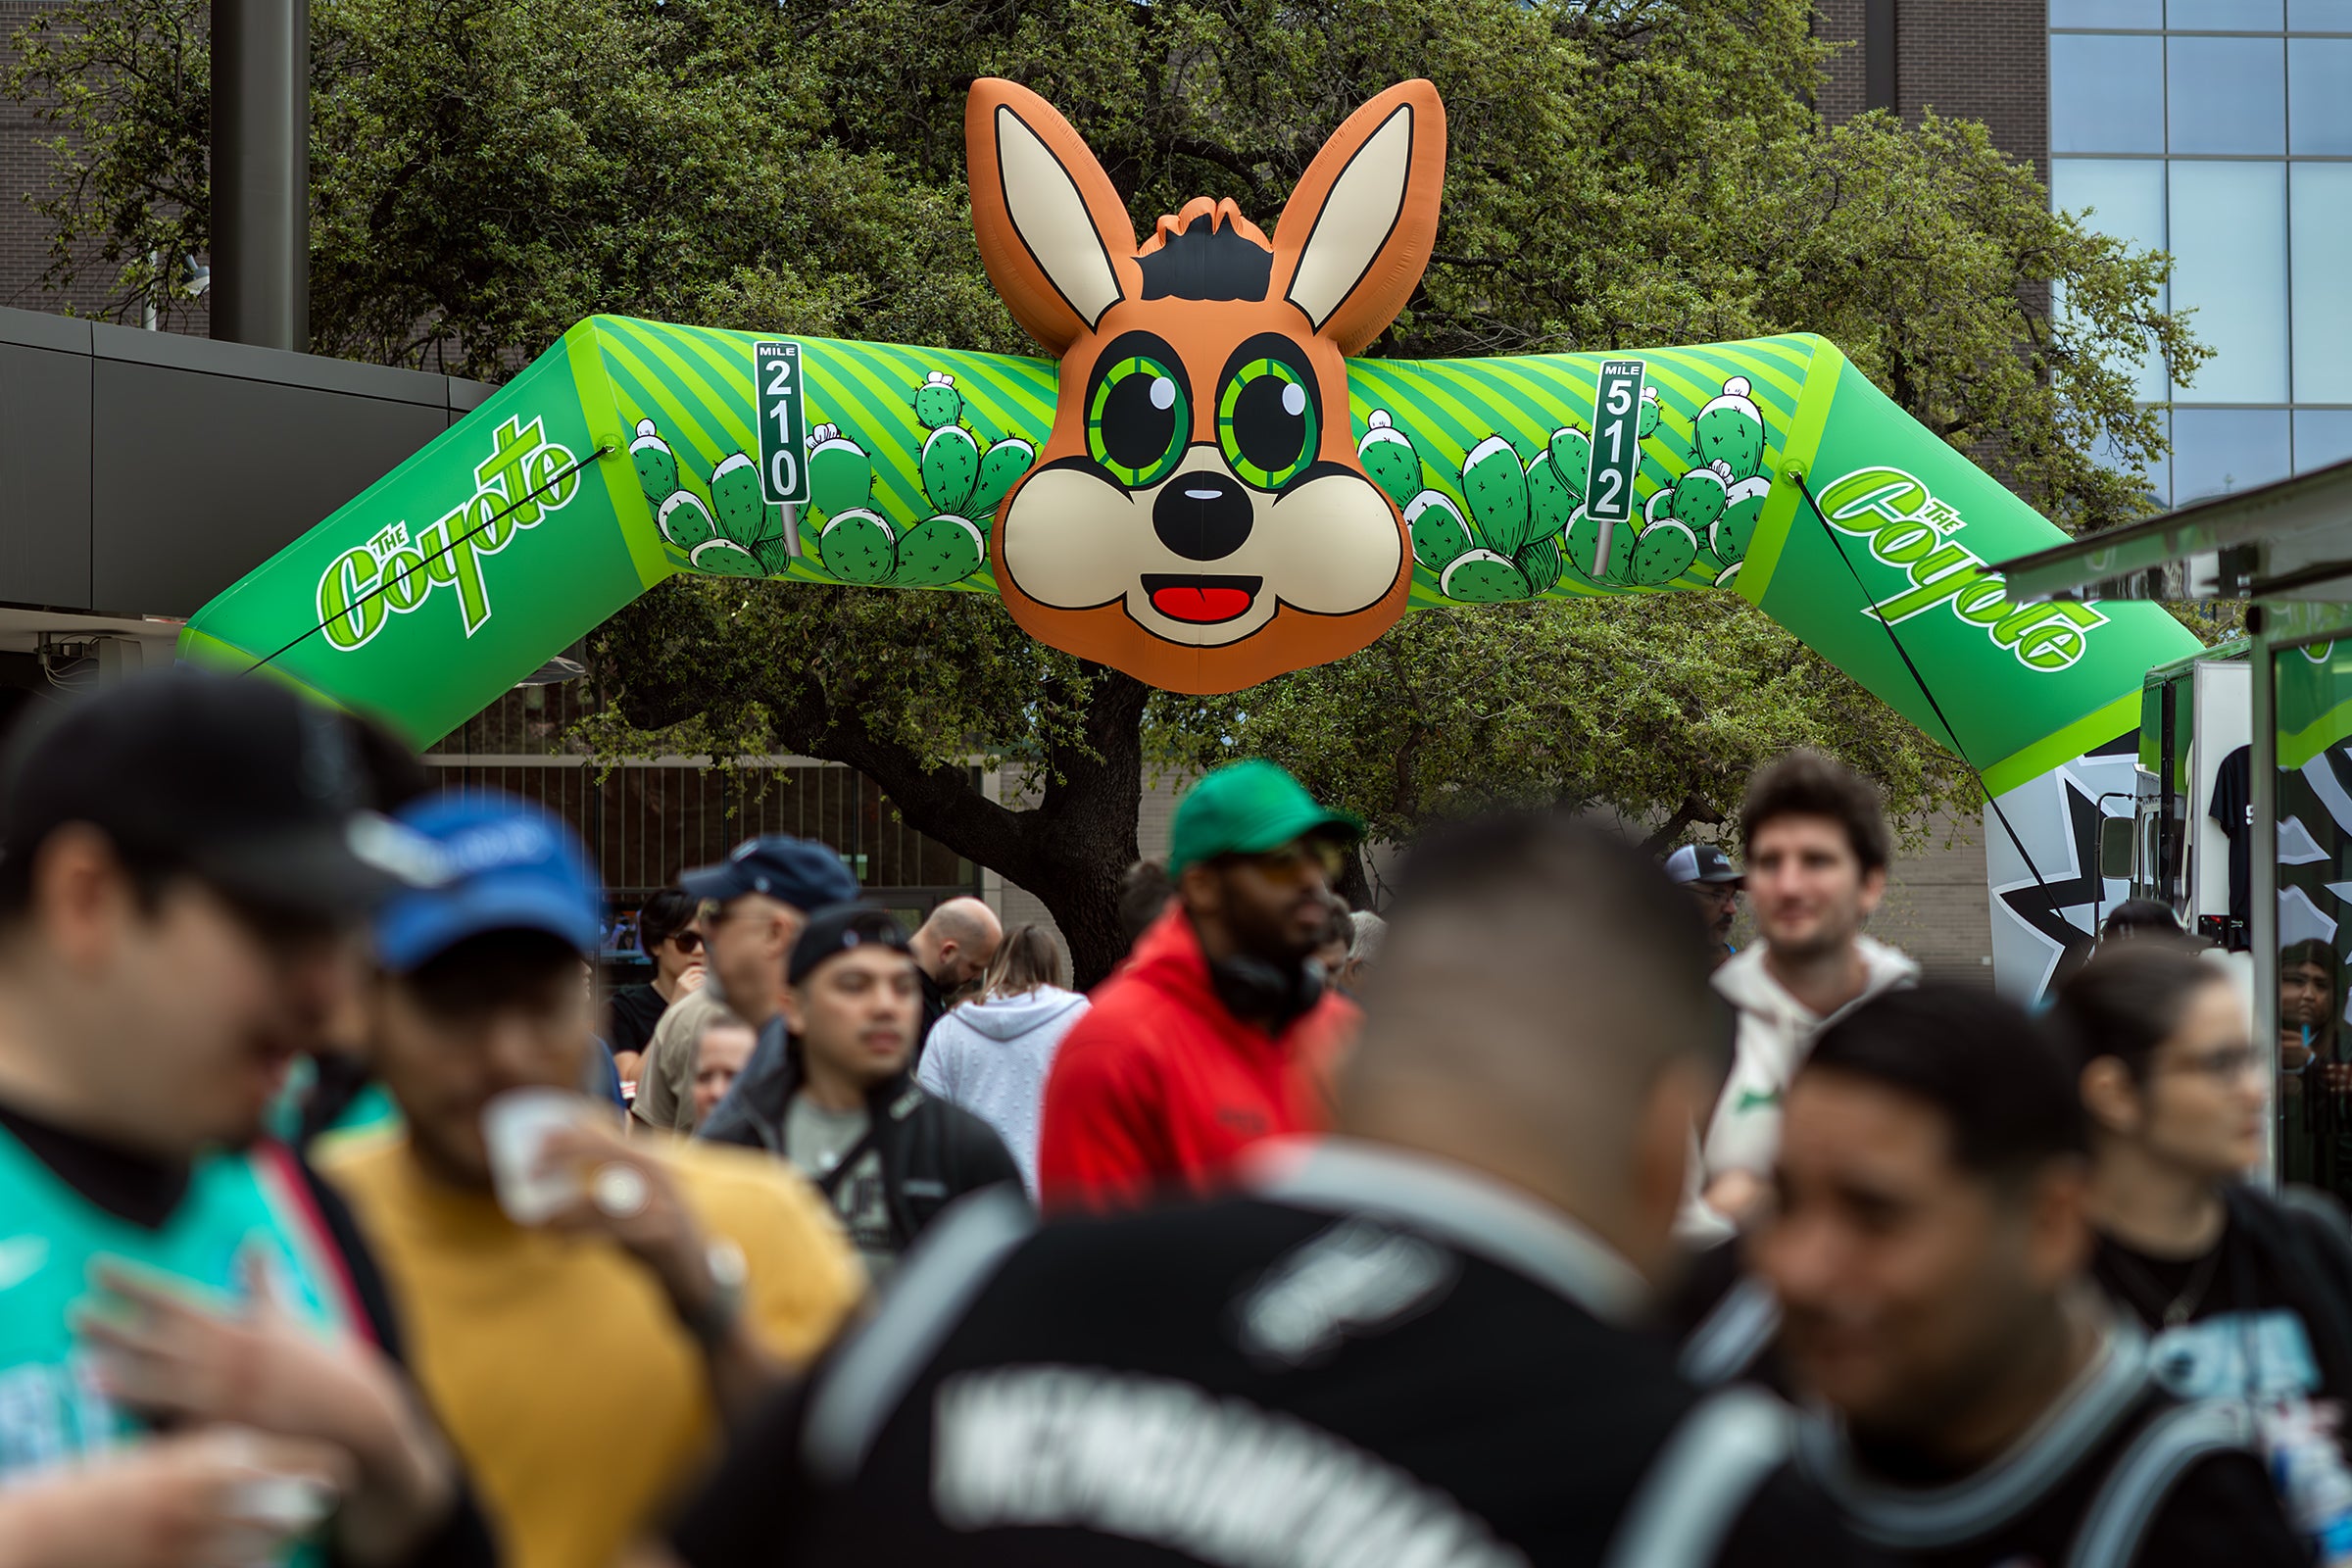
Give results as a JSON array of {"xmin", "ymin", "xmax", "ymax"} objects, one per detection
[
  {"xmin": 678, "ymin": 834, "xmax": 858, "ymax": 911},
  {"xmin": 371, "ymin": 793, "xmax": 603, "ymax": 973},
  {"xmin": 788, "ymin": 903, "xmax": 913, "ymax": 986}
]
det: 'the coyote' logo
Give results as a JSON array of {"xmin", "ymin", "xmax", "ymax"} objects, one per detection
[{"xmin": 965, "ymin": 78, "xmax": 1446, "ymax": 693}]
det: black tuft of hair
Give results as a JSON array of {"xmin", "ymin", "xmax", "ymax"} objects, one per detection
[
  {"xmin": 1805, "ymin": 983, "xmax": 2086, "ymax": 1182},
  {"xmin": 1138, "ymin": 214, "xmax": 1274, "ymax": 302}
]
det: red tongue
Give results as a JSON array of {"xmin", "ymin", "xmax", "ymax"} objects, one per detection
[{"xmin": 1151, "ymin": 584, "xmax": 1253, "ymax": 623}]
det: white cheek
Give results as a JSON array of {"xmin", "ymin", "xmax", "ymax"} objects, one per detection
[
  {"xmin": 1245, "ymin": 473, "xmax": 1404, "ymax": 614},
  {"xmin": 1000, "ymin": 466, "xmax": 1144, "ymax": 610}
]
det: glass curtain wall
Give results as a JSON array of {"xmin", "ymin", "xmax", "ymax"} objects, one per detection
[{"xmin": 2052, "ymin": 0, "xmax": 2352, "ymax": 506}]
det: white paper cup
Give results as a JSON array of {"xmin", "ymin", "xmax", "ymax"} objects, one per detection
[{"xmin": 482, "ymin": 1089, "xmax": 591, "ymax": 1224}]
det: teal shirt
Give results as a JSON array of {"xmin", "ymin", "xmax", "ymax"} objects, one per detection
[{"xmin": 0, "ymin": 1121, "xmax": 351, "ymax": 1544}]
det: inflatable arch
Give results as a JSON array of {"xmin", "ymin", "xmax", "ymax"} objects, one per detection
[{"xmin": 180, "ymin": 79, "xmax": 2198, "ymax": 996}]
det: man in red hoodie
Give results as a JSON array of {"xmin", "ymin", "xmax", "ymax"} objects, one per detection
[{"xmin": 1038, "ymin": 760, "xmax": 1361, "ymax": 1210}]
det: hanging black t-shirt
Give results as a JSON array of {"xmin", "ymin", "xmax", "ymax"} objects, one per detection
[
  {"xmin": 2211, "ymin": 744, "xmax": 2253, "ymax": 927},
  {"xmin": 669, "ymin": 1140, "xmax": 1866, "ymax": 1567},
  {"xmin": 605, "ymin": 981, "xmax": 670, "ymax": 1059},
  {"xmin": 1796, "ymin": 1325, "xmax": 2304, "ymax": 1568}
]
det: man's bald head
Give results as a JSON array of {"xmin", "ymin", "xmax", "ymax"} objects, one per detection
[
  {"xmin": 1342, "ymin": 813, "xmax": 1728, "ymax": 1271},
  {"xmin": 911, "ymin": 897, "xmax": 1004, "ymax": 991}
]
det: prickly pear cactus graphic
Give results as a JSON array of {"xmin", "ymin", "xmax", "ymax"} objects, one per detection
[
  {"xmin": 630, "ymin": 419, "xmax": 795, "ymax": 579},
  {"xmin": 1363, "ymin": 370, "xmax": 1773, "ymax": 603},
  {"xmin": 795, "ymin": 372, "xmax": 1036, "ymax": 590}
]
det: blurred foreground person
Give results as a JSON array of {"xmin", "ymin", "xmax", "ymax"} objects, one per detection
[
  {"xmin": 606, "ymin": 888, "xmax": 707, "ymax": 1086},
  {"xmin": 0, "ymin": 670, "xmax": 485, "ymax": 1567},
  {"xmin": 1038, "ymin": 760, "xmax": 1362, "ymax": 1210},
  {"xmin": 1704, "ymin": 752, "xmax": 1916, "ymax": 1221},
  {"xmin": 684, "ymin": 837, "xmax": 860, "ymax": 1142},
  {"xmin": 907, "ymin": 897, "xmax": 1004, "ymax": 1047},
  {"xmin": 1758, "ymin": 984, "xmax": 2304, "ymax": 1567},
  {"xmin": 2055, "ymin": 945, "xmax": 2352, "ymax": 1556},
  {"xmin": 325, "ymin": 796, "xmax": 862, "ymax": 1568},
  {"xmin": 917, "ymin": 924, "xmax": 1091, "ymax": 1196},
  {"xmin": 654, "ymin": 813, "xmax": 1864, "ymax": 1567},
  {"xmin": 704, "ymin": 904, "xmax": 1020, "ymax": 1283}
]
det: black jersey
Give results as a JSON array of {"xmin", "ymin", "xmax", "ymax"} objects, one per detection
[
  {"xmin": 1794, "ymin": 1325, "xmax": 2306, "ymax": 1568},
  {"xmin": 671, "ymin": 1138, "xmax": 1863, "ymax": 1567}
]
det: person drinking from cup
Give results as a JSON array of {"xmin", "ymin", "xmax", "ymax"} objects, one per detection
[{"xmin": 320, "ymin": 793, "xmax": 862, "ymax": 1568}]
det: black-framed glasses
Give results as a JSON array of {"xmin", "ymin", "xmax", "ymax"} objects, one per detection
[{"xmin": 670, "ymin": 929, "xmax": 704, "ymax": 955}]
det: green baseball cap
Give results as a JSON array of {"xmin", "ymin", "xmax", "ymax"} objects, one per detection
[{"xmin": 1167, "ymin": 760, "xmax": 1359, "ymax": 878}]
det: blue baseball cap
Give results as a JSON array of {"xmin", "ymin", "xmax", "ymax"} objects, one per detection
[
  {"xmin": 371, "ymin": 793, "xmax": 604, "ymax": 973},
  {"xmin": 678, "ymin": 834, "xmax": 858, "ymax": 911}
]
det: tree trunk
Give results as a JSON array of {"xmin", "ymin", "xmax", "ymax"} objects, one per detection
[{"xmin": 783, "ymin": 668, "xmax": 1149, "ymax": 990}]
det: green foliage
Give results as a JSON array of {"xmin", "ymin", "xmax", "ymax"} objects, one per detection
[
  {"xmin": 1149, "ymin": 595, "xmax": 1972, "ymax": 854},
  {"xmin": 9, "ymin": 0, "xmax": 2189, "ymax": 935}
]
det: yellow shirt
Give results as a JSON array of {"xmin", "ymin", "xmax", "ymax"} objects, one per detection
[{"xmin": 323, "ymin": 1133, "xmax": 863, "ymax": 1568}]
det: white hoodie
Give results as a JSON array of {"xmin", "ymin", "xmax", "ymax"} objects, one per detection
[
  {"xmin": 915, "ymin": 986, "xmax": 1091, "ymax": 1196},
  {"xmin": 1701, "ymin": 935, "xmax": 1919, "ymax": 1182}
]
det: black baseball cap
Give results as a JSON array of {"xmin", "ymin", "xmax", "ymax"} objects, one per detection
[
  {"xmin": 679, "ymin": 833, "xmax": 859, "ymax": 911},
  {"xmin": 788, "ymin": 903, "xmax": 912, "ymax": 986},
  {"xmin": 0, "ymin": 668, "xmax": 431, "ymax": 919}
]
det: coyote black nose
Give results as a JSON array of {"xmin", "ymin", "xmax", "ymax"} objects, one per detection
[{"xmin": 1152, "ymin": 471, "xmax": 1253, "ymax": 562}]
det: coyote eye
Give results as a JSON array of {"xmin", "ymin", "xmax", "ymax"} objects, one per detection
[
  {"xmin": 1216, "ymin": 337, "xmax": 1319, "ymax": 491},
  {"xmin": 1087, "ymin": 341, "xmax": 1191, "ymax": 490}
]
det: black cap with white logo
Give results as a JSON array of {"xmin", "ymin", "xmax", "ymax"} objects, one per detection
[{"xmin": 0, "ymin": 667, "xmax": 425, "ymax": 919}]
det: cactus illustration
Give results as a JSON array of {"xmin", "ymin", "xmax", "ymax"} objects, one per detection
[
  {"xmin": 1666, "ymin": 461, "xmax": 1734, "ymax": 537},
  {"xmin": 969, "ymin": 439, "xmax": 1036, "ymax": 524},
  {"xmin": 1439, "ymin": 549, "xmax": 1526, "ymax": 603},
  {"xmin": 1633, "ymin": 518, "xmax": 1699, "ymax": 587},
  {"xmin": 895, "ymin": 515, "xmax": 987, "ymax": 587},
  {"xmin": 630, "ymin": 419, "xmax": 679, "ymax": 505},
  {"xmin": 808, "ymin": 424, "xmax": 873, "ymax": 516},
  {"xmin": 1357, "ymin": 410, "xmax": 1422, "ymax": 509},
  {"xmin": 1565, "ymin": 505, "xmax": 1637, "ymax": 585},
  {"xmin": 1546, "ymin": 427, "xmax": 1592, "ymax": 497},
  {"xmin": 632, "ymin": 416, "xmax": 794, "ymax": 569},
  {"xmin": 1711, "ymin": 475, "xmax": 1771, "ymax": 568},
  {"xmin": 690, "ymin": 538, "xmax": 765, "ymax": 577},
  {"xmin": 921, "ymin": 425, "xmax": 981, "ymax": 515},
  {"xmin": 1405, "ymin": 491, "xmax": 1475, "ymax": 569},
  {"xmin": 912, "ymin": 370, "xmax": 962, "ymax": 431},
  {"xmin": 1516, "ymin": 534, "xmax": 1566, "ymax": 597},
  {"xmin": 1460, "ymin": 436, "xmax": 1534, "ymax": 560},
  {"xmin": 817, "ymin": 510, "xmax": 896, "ymax": 584},
  {"xmin": 1692, "ymin": 376, "xmax": 1766, "ymax": 481},
  {"xmin": 658, "ymin": 492, "xmax": 716, "ymax": 552},
  {"xmin": 1527, "ymin": 451, "xmax": 1579, "ymax": 541},
  {"xmin": 1638, "ymin": 387, "xmax": 1662, "ymax": 440}
]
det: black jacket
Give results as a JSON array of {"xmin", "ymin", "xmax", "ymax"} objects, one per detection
[{"xmin": 698, "ymin": 1017, "xmax": 1024, "ymax": 1250}]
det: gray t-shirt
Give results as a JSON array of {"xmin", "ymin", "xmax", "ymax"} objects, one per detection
[{"xmin": 784, "ymin": 1095, "xmax": 897, "ymax": 1285}]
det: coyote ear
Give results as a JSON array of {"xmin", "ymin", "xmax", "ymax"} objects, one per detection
[
  {"xmin": 1270, "ymin": 80, "xmax": 1446, "ymax": 357},
  {"xmin": 967, "ymin": 80, "xmax": 1139, "ymax": 355}
]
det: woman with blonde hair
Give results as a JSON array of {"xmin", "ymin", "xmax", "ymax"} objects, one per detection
[{"xmin": 915, "ymin": 924, "xmax": 1088, "ymax": 1196}]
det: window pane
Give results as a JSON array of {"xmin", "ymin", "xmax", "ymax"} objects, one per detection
[
  {"xmin": 2169, "ymin": 35, "xmax": 2287, "ymax": 153},
  {"xmin": 2291, "ymin": 0, "xmax": 2352, "ymax": 28},
  {"xmin": 2055, "ymin": 0, "xmax": 2164, "ymax": 21},
  {"xmin": 2297, "ymin": 411, "xmax": 2352, "ymax": 471},
  {"xmin": 2170, "ymin": 161, "xmax": 2289, "ymax": 402},
  {"xmin": 2052, "ymin": 159, "xmax": 2172, "ymax": 401},
  {"xmin": 2171, "ymin": 0, "xmax": 2282, "ymax": 26},
  {"xmin": 2293, "ymin": 165, "xmax": 2352, "ymax": 401},
  {"xmin": 2291, "ymin": 38, "xmax": 2352, "ymax": 150},
  {"xmin": 2173, "ymin": 409, "xmax": 2292, "ymax": 500},
  {"xmin": 2054, "ymin": 34, "xmax": 2168, "ymax": 152}
]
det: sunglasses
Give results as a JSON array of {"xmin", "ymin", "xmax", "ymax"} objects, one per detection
[{"xmin": 668, "ymin": 930, "xmax": 704, "ymax": 955}]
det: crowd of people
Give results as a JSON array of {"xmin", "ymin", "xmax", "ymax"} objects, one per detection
[{"xmin": 0, "ymin": 665, "xmax": 2347, "ymax": 1567}]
